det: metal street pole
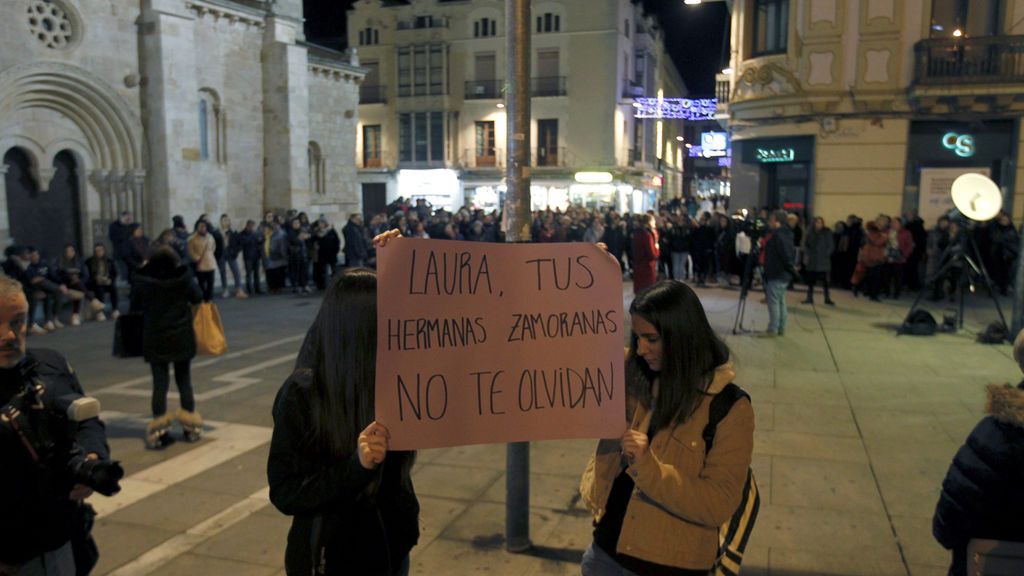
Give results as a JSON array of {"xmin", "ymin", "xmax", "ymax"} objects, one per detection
[
  {"xmin": 504, "ymin": 0, "xmax": 532, "ymax": 554},
  {"xmin": 1012, "ymin": 221, "xmax": 1024, "ymax": 337}
]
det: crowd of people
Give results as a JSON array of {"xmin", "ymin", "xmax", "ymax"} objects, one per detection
[{"xmin": 1, "ymin": 195, "xmax": 1020, "ymax": 337}]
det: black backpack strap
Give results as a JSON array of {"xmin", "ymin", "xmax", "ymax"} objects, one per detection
[{"xmin": 702, "ymin": 383, "xmax": 750, "ymax": 456}]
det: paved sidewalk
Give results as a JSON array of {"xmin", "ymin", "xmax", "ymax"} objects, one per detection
[{"xmin": 38, "ymin": 284, "xmax": 1015, "ymax": 576}]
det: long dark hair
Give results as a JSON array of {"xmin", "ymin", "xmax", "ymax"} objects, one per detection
[
  {"xmin": 296, "ymin": 268, "xmax": 415, "ymax": 488},
  {"xmin": 628, "ymin": 280, "xmax": 730, "ymax": 433}
]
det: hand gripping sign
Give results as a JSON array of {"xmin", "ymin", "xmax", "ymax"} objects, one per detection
[{"xmin": 375, "ymin": 239, "xmax": 626, "ymax": 450}]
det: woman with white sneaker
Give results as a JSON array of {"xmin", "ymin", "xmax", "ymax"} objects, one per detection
[{"xmin": 84, "ymin": 243, "xmax": 120, "ymax": 322}]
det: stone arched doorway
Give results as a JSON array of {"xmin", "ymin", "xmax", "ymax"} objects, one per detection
[{"xmin": 2, "ymin": 148, "xmax": 83, "ymax": 259}]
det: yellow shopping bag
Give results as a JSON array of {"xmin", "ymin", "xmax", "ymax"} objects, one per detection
[{"xmin": 193, "ymin": 302, "xmax": 227, "ymax": 356}]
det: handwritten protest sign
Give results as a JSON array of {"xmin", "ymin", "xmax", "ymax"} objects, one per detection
[{"xmin": 375, "ymin": 239, "xmax": 626, "ymax": 450}]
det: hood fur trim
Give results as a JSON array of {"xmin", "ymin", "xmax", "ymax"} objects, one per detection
[
  {"xmin": 707, "ymin": 363, "xmax": 736, "ymax": 394},
  {"xmin": 986, "ymin": 384, "xmax": 1024, "ymax": 427}
]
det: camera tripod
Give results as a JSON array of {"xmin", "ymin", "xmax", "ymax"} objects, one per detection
[
  {"xmin": 733, "ymin": 241, "xmax": 762, "ymax": 334},
  {"xmin": 899, "ymin": 235, "xmax": 1008, "ymax": 337}
]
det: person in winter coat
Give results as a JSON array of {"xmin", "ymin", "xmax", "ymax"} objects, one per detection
[
  {"xmin": 171, "ymin": 215, "xmax": 191, "ymax": 265},
  {"xmin": 314, "ymin": 221, "xmax": 342, "ymax": 290},
  {"xmin": 853, "ymin": 219, "xmax": 889, "ymax": 301},
  {"xmin": 187, "ymin": 220, "xmax": 217, "ymax": 302},
  {"xmin": 130, "ymin": 245, "xmax": 204, "ymax": 449},
  {"xmin": 933, "ymin": 331, "xmax": 1024, "ymax": 576},
  {"xmin": 669, "ymin": 216, "xmax": 692, "ymax": 281},
  {"xmin": 238, "ymin": 220, "xmax": 264, "ymax": 295},
  {"xmin": 85, "ymin": 243, "xmax": 119, "ymax": 321},
  {"xmin": 691, "ymin": 213, "xmax": 716, "ymax": 286},
  {"xmin": 905, "ymin": 212, "xmax": 928, "ymax": 292},
  {"xmin": 802, "ymin": 217, "xmax": 835, "ymax": 306},
  {"xmin": 24, "ymin": 248, "xmax": 66, "ymax": 333},
  {"xmin": 108, "ymin": 211, "xmax": 134, "ymax": 281},
  {"xmin": 988, "ymin": 212, "xmax": 1019, "ymax": 296},
  {"xmin": 763, "ymin": 210, "xmax": 799, "ymax": 336},
  {"xmin": 580, "ymin": 280, "xmax": 754, "ymax": 575},
  {"xmin": 631, "ymin": 214, "xmax": 660, "ymax": 293},
  {"xmin": 265, "ymin": 220, "xmax": 290, "ymax": 294},
  {"xmin": 126, "ymin": 224, "xmax": 150, "ymax": 280},
  {"xmin": 927, "ymin": 216, "xmax": 952, "ymax": 301},
  {"xmin": 601, "ymin": 218, "xmax": 628, "ymax": 273},
  {"xmin": 884, "ymin": 217, "xmax": 915, "ymax": 299},
  {"xmin": 56, "ymin": 244, "xmax": 105, "ymax": 326},
  {"xmin": 268, "ymin": 262, "xmax": 419, "ymax": 576},
  {"xmin": 219, "ymin": 214, "xmax": 248, "ymax": 299},
  {"xmin": 287, "ymin": 218, "xmax": 311, "ymax": 294},
  {"xmin": 343, "ymin": 214, "xmax": 369, "ymax": 268}
]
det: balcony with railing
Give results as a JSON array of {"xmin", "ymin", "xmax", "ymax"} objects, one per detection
[
  {"xmin": 534, "ymin": 146, "xmax": 568, "ymax": 167},
  {"xmin": 360, "ymin": 85, "xmax": 387, "ymax": 104},
  {"xmin": 461, "ymin": 148, "xmax": 505, "ymax": 169},
  {"xmin": 465, "ymin": 79, "xmax": 503, "ymax": 99},
  {"xmin": 359, "ymin": 151, "xmax": 396, "ymax": 170},
  {"xmin": 913, "ymin": 35, "xmax": 1024, "ymax": 85},
  {"xmin": 532, "ymin": 76, "xmax": 567, "ymax": 97}
]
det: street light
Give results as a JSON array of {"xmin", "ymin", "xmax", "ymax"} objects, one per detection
[
  {"xmin": 721, "ymin": 67, "xmax": 734, "ymax": 75},
  {"xmin": 684, "ymin": 0, "xmax": 702, "ymax": 4}
]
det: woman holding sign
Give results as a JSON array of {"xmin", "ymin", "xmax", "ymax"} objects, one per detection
[
  {"xmin": 580, "ymin": 280, "xmax": 755, "ymax": 575},
  {"xmin": 268, "ymin": 260, "xmax": 419, "ymax": 576}
]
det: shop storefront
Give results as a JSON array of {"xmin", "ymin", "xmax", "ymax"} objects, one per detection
[
  {"xmin": 732, "ymin": 136, "xmax": 815, "ymax": 220},
  {"xmin": 904, "ymin": 120, "xmax": 1017, "ymax": 224}
]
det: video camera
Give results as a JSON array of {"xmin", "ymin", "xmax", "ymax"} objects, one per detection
[
  {"xmin": 0, "ymin": 359, "xmax": 123, "ymax": 497},
  {"xmin": 733, "ymin": 215, "xmax": 768, "ymax": 242}
]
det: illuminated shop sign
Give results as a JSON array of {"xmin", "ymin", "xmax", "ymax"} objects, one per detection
[
  {"xmin": 754, "ymin": 147, "xmax": 795, "ymax": 163},
  {"xmin": 633, "ymin": 98, "xmax": 717, "ymax": 121},
  {"xmin": 942, "ymin": 132, "xmax": 976, "ymax": 158}
]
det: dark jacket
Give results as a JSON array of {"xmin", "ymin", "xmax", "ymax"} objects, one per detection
[
  {"xmin": 803, "ymin": 227, "xmax": 834, "ymax": 273},
  {"xmin": 764, "ymin": 225, "xmax": 799, "ymax": 282},
  {"xmin": 130, "ymin": 263, "xmax": 202, "ymax": 363},
  {"xmin": 268, "ymin": 371, "xmax": 420, "ymax": 576},
  {"xmin": 210, "ymin": 227, "xmax": 225, "ymax": 262},
  {"xmin": 934, "ymin": 384, "xmax": 1024, "ymax": 576},
  {"xmin": 224, "ymin": 229, "xmax": 243, "ymax": 261},
  {"xmin": 239, "ymin": 230, "xmax": 263, "ymax": 262},
  {"xmin": 108, "ymin": 221, "xmax": 131, "ymax": 260},
  {"xmin": 84, "ymin": 256, "xmax": 117, "ymax": 286},
  {"xmin": 342, "ymin": 221, "xmax": 369, "ymax": 262},
  {"xmin": 267, "ymin": 229, "xmax": 289, "ymax": 270},
  {"xmin": 318, "ymin": 229, "xmax": 342, "ymax": 266},
  {"xmin": 287, "ymin": 228, "xmax": 307, "ymax": 260},
  {"xmin": 0, "ymin": 349, "xmax": 110, "ymax": 565}
]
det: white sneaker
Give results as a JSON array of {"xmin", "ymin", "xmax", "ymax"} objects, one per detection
[
  {"xmin": 30, "ymin": 323, "xmax": 47, "ymax": 336},
  {"xmin": 52, "ymin": 319, "xmax": 64, "ymax": 329},
  {"xmin": 221, "ymin": 290, "xmax": 230, "ymax": 299},
  {"xmin": 71, "ymin": 314, "xmax": 81, "ymax": 326},
  {"xmin": 89, "ymin": 298, "xmax": 105, "ymax": 312},
  {"xmin": 44, "ymin": 321, "xmax": 57, "ymax": 332},
  {"xmin": 95, "ymin": 311, "xmax": 107, "ymax": 322},
  {"xmin": 111, "ymin": 310, "xmax": 120, "ymax": 320}
]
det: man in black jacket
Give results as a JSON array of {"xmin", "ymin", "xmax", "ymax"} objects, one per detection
[
  {"xmin": 342, "ymin": 214, "xmax": 369, "ymax": 268},
  {"xmin": 0, "ymin": 275, "xmax": 112, "ymax": 574},
  {"xmin": 762, "ymin": 210, "xmax": 799, "ymax": 337},
  {"xmin": 108, "ymin": 211, "xmax": 133, "ymax": 283}
]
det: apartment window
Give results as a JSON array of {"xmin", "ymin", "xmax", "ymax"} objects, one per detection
[
  {"xmin": 624, "ymin": 19, "xmax": 630, "ymax": 38},
  {"xmin": 199, "ymin": 100, "xmax": 209, "ymax": 161},
  {"xmin": 397, "ymin": 44, "xmax": 446, "ymax": 97},
  {"xmin": 930, "ymin": 0, "xmax": 1002, "ymax": 37},
  {"xmin": 752, "ymin": 0, "xmax": 789, "ymax": 56},
  {"xmin": 358, "ymin": 27, "xmax": 379, "ymax": 46},
  {"xmin": 198, "ymin": 88, "xmax": 224, "ymax": 164},
  {"xmin": 363, "ymin": 125, "xmax": 382, "ymax": 167},
  {"xmin": 399, "ymin": 112, "xmax": 444, "ymax": 162},
  {"xmin": 475, "ymin": 121, "xmax": 496, "ymax": 166},
  {"xmin": 536, "ymin": 12, "xmax": 561, "ymax": 33},
  {"xmin": 537, "ymin": 119, "xmax": 559, "ymax": 166},
  {"xmin": 308, "ymin": 142, "xmax": 325, "ymax": 196},
  {"xmin": 474, "ymin": 17, "xmax": 497, "ymax": 37},
  {"xmin": 416, "ymin": 15, "xmax": 434, "ymax": 28}
]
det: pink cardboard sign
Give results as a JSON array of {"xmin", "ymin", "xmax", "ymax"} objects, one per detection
[{"xmin": 375, "ymin": 239, "xmax": 626, "ymax": 450}]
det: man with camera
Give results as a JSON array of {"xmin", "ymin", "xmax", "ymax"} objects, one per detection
[{"xmin": 0, "ymin": 275, "xmax": 120, "ymax": 575}]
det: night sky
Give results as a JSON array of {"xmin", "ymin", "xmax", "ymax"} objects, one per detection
[{"xmin": 303, "ymin": 0, "xmax": 728, "ymax": 95}]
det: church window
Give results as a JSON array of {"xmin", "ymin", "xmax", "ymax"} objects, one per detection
[{"xmin": 27, "ymin": 0, "xmax": 77, "ymax": 50}]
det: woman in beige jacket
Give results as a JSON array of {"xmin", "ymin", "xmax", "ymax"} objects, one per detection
[
  {"xmin": 580, "ymin": 280, "xmax": 755, "ymax": 575},
  {"xmin": 187, "ymin": 220, "xmax": 218, "ymax": 302}
]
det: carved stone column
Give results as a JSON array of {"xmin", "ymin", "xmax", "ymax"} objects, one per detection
[
  {"xmin": 132, "ymin": 171, "xmax": 146, "ymax": 230},
  {"xmin": 89, "ymin": 170, "xmax": 112, "ymax": 222},
  {"xmin": 0, "ymin": 166, "xmax": 10, "ymax": 248}
]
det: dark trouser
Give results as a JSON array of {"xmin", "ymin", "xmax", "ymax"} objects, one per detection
[
  {"xmin": 288, "ymin": 255, "xmax": 308, "ymax": 290},
  {"xmin": 30, "ymin": 281, "xmax": 63, "ymax": 323},
  {"xmin": 150, "ymin": 360, "xmax": 194, "ymax": 417},
  {"xmin": 864, "ymin": 265, "xmax": 884, "ymax": 299},
  {"xmin": 804, "ymin": 270, "xmax": 831, "ymax": 302},
  {"xmin": 885, "ymin": 263, "xmax": 905, "ymax": 299},
  {"xmin": 313, "ymin": 260, "xmax": 336, "ymax": 290},
  {"xmin": 266, "ymin": 266, "xmax": 287, "ymax": 290},
  {"xmin": 88, "ymin": 282, "xmax": 119, "ymax": 311},
  {"xmin": 245, "ymin": 258, "xmax": 262, "ymax": 294},
  {"xmin": 196, "ymin": 270, "xmax": 215, "ymax": 302}
]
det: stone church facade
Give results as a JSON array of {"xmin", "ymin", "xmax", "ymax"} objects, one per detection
[{"xmin": 0, "ymin": 0, "xmax": 364, "ymax": 258}]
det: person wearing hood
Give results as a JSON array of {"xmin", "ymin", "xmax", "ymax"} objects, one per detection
[
  {"xmin": 314, "ymin": 220, "xmax": 342, "ymax": 290},
  {"xmin": 171, "ymin": 215, "xmax": 191, "ymax": 264},
  {"xmin": 933, "ymin": 330, "xmax": 1024, "ymax": 576},
  {"xmin": 762, "ymin": 210, "xmax": 799, "ymax": 337},
  {"xmin": 130, "ymin": 244, "xmax": 204, "ymax": 448}
]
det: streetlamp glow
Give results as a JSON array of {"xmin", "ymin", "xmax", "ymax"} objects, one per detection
[
  {"xmin": 684, "ymin": 0, "xmax": 702, "ymax": 4},
  {"xmin": 953, "ymin": 28, "xmax": 963, "ymax": 37},
  {"xmin": 721, "ymin": 67, "xmax": 734, "ymax": 75}
]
